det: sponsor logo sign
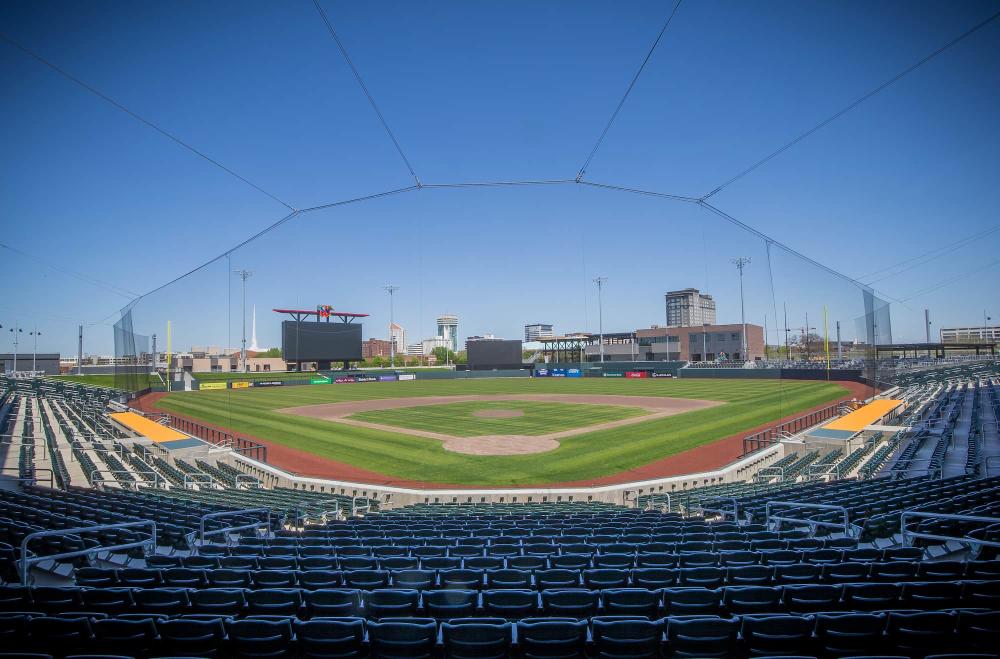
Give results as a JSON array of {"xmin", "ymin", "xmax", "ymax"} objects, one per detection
[
  {"xmin": 199, "ymin": 382, "xmax": 227, "ymax": 390},
  {"xmin": 310, "ymin": 377, "xmax": 331, "ymax": 384},
  {"xmin": 355, "ymin": 374, "xmax": 378, "ymax": 383},
  {"xmin": 551, "ymin": 368, "xmax": 567, "ymax": 377},
  {"xmin": 567, "ymin": 368, "xmax": 582, "ymax": 378},
  {"xmin": 602, "ymin": 372, "xmax": 623, "ymax": 378},
  {"xmin": 378, "ymin": 375, "xmax": 398, "ymax": 382},
  {"xmin": 334, "ymin": 376, "xmax": 356, "ymax": 384},
  {"xmin": 651, "ymin": 372, "xmax": 673, "ymax": 378},
  {"xmin": 231, "ymin": 381, "xmax": 251, "ymax": 389},
  {"xmin": 252, "ymin": 380, "xmax": 284, "ymax": 387},
  {"xmin": 398, "ymin": 373, "xmax": 416, "ymax": 381},
  {"xmin": 625, "ymin": 371, "xmax": 649, "ymax": 379},
  {"xmin": 534, "ymin": 368, "xmax": 549, "ymax": 377}
]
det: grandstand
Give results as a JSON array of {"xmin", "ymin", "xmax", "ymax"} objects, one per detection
[{"xmin": 0, "ymin": 359, "xmax": 998, "ymax": 658}]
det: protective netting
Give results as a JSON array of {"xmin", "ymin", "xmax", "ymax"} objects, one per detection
[{"xmin": 113, "ymin": 308, "xmax": 150, "ymax": 392}]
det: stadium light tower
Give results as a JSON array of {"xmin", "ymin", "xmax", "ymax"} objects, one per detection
[
  {"xmin": 730, "ymin": 257, "xmax": 751, "ymax": 360},
  {"xmin": 233, "ymin": 269, "xmax": 253, "ymax": 372},
  {"xmin": 29, "ymin": 327, "xmax": 41, "ymax": 372},
  {"xmin": 593, "ymin": 277, "xmax": 607, "ymax": 363},
  {"xmin": 383, "ymin": 284, "xmax": 399, "ymax": 368},
  {"xmin": 1, "ymin": 323, "xmax": 23, "ymax": 373}
]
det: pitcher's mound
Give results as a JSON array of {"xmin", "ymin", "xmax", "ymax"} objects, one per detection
[{"xmin": 472, "ymin": 409, "xmax": 525, "ymax": 419}]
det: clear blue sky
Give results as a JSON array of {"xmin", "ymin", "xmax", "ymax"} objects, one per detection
[{"xmin": 2, "ymin": 0, "xmax": 998, "ymax": 356}]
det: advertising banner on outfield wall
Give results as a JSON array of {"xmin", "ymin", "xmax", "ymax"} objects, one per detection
[
  {"xmin": 378, "ymin": 375, "xmax": 398, "ymax": 382},
  {"xmin": 651, "ymin": 372, "xmax": 673, "ymax": 378},
  {"xmin": 231, "ymin": 381, "xmax": 251, "ymax": 389},
  {"xmin": 567, "ymin": 368, "xmax": 582, "ymax": 378},
  {"xmin": 356, "ymin": 375, "xmax": 378, "ymax": 383},
  {"xmin": 398, "ymin": 373, "xmax": 416, "ymax": 381},
  {"xmin": 625, "ymin": 371, "xmax": 649, "ymax": 379},
  {"xmin": 334, "ymin": 376, "xmax": 356, "ymax": 384},
  {"xmin": 310, "ymin": 377, "xmax": 331, "ymax": 384},
  {"xmin": 602, "ymin": 372, "xmax": 623, "ymax": 377},
  {"xmin": 535, "ymin": 369, "xmax": 549, "ymax": 377},
  {"xmin": 551, "ymin": 368, "xmax": 567, "ymax": 377},
  {"xmin": 252, "ymin": 380, "xmax": 284, "ymax": 387},
  {"xmin": 199, "ymin": 381, "xmax": 227, "ymax": 390}
]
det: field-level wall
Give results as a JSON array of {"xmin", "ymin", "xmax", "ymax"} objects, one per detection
[{"xmin": 225, "ymin": 441, "xmax": 785, "ymax": 508}]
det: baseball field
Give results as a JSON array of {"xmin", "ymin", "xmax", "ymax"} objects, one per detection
[{"xmin": 152, "ymin": 377, "xmax": 851, "ymax": 486}]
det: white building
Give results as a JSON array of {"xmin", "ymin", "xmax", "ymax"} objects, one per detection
[
  {"xmin": 525, "ymin": 323, "xmax": 554, "ymax": 342},
  {"xmin": 405, "ymin": 343, "xmax": 424, "ymax": 356},
  {"xmin": 421, "ymin": 336, "xmax": 450, "ymax": 356},
  {"xmin": 940, "ymin": 325, "xmax": 1000, "ymax": 343},
  {"xmin": 389, "ymin": 322, "xmax": 406, "ymax": 354},
  {"xmin": 437, "ymin": 314, "xmax": 459, "ymax": 352},
  {"xmin": 665, "ymin": 288, "xmax": 716, "ymax": 327}
]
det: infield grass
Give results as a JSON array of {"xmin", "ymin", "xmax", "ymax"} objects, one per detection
[
  {"xmin": 349, "ymin": 400, "xmax": 647, "ymax": 436},
  {"xmin": 154, "ymin": 377, "xmax": 850, "ymax": 485}
]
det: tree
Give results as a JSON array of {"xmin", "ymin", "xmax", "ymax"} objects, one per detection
[
  {"xmin": 432, "ymin": 346, "xmax": 463, "ymax": 364},
  {"xmin": 260, "ymin": 347, "xmax": 281, "ymax": 358}
]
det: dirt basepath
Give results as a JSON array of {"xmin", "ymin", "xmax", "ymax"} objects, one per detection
[
  {"xmin": 278, "ymin": 394, "xmax": 719, "ymax": 456},
  {"xmin": 136, "ymin": 380, "xmax": 873, "ymax": 488}
]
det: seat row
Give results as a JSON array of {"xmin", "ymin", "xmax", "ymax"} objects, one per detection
[
  {"xmin": 4, "ymin": 582, "xmax": 999, "ymax": 619},
  {"xmin": 205, "ymin": 537, "xmax": 859, "ymax": 555},
  {"xmin": 0, "ymin": 609, "xmax": 995, "ymax": 658},
  {"xmin": 70, "ymin": 560, "xmax": 1000, "ymax": 590},
  {"xmin": 138, "ymin": 548, "xmax": 938, "ymax": 572}
]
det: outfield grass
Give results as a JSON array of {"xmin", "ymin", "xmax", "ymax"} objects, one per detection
[
  {"xmin": 350, "ymin": 400, "xmax": 646, "ymax": 437},
  {"xmin": 155, "ymin": 377, "xmax": 849, "ymax": 485}
]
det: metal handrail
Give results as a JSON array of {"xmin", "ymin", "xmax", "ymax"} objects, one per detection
[
  {"xmin": 235, "ymin": 474, "xmax": 261, "ymax": 488},
  {"xmin": 645, "ymin": 492, "xmax": 671, "ymax": 513},
  {"xmin": 90, "ymin": 469, "xmax": 164, "ymax": 489},
  {"xmin": 19, "ymin": 520, "xmax": 156, "ymax": 585},
  {"xmin": 198, "ymin": 507, "xmax": 271, "ymax": 544},
  {"xmin": 292, "ymin": 498, "xmax": 342, "ymax": 526},
  {"xmin": 183, "ymin": 472, "xmax": 216, "ymax": 489},
  {"xmin": 901, "ymin": 510, "xmax": 1000, "ymax": 549},
  {"xmin": 756, "ymin": 466, "xmax": 785, "ymax": 483},
  {"xmin": 766, "ymin": 500, "xmax": 851, "ymax": 535},
  {"xmin": 351, "ymin": 497, "xmax": 371, "ymax": 517},
  {"xmin": 0, "ymin": 467, "xmax": 54, "ymax": 488},
  {"xmin": 698, "ymin": 497, "xmax": 739, "ymax": 521}
]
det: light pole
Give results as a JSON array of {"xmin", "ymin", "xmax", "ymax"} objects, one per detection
[
  {"xmin": 233, "ymin": 270, "xmax": 253, "ymax": 373},
  {"xmin": 703, "ymin": 323, "xmax": 709, "ymax": 362},
  {"xmin": 29, "ymin": 327, "xmax": 41, "ymax": 372},
  {"xmin": 383, "ymin": 285, "xmax": 399, "ymax": 368},
  {"xmin": 783, "ymin": 302, "xmax": 791, "ymax": 360},
  {"xmin": 731, "ymin": 257, "xmax": 751, "ymax": 360},
  {"xmin": 593, "ymin": 277, "xmax": 607, "ymax": 363},
  {"xmin": 2, "ymin": 323, "xmax": 23, "ymax": 373},
  {"xmin": 985, "ymin": 310, "xmax": 992, "ymax": 344}
]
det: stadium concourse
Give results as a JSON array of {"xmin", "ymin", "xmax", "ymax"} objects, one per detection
[
  {"xmin": 0, "ymin": 361, "xmax": 997, "ymax": 658},
  {"xmin": 130, "ymin": 381, "xmax": 873, "ymax": 488}
]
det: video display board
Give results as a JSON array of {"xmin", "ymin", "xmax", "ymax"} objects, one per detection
[{"xmin": 282, "ymin": 320, "xmax": 362, "ymax": 361}]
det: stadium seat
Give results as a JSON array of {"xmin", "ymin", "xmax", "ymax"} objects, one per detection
[
  {"xmin": 536, "ymin": 569, "xmax": 580, "ymax": 589},
  {"xmin": 481, "ymin": 589, "xmax": 537, "ymax": 620},
  {"xmin": 663, "ymin": 588, "xmax": 721, "ymax": 616},
  {"xmin": 721, "ymin": 585, "xmax": 782, "ymax": 615},
  {"xmin": 391, "ymin": 569, "xmax": 435, "ymax": 590},
  {"xmin": 367, "ymin": 618, "xmax": 437, "ymax": 659},
  {"xmin": 486, "ymin": 568, "xmax": 532, "ymax": 589},
  {"xmin": 591, "ymin": 617, "xmax": 664, "ymax": 659},
  {"xmin": 541, "ymin": 588, "xmax": 599, "ymax": 618},
  {"xmin": 304, "ymin": 589, "xmax": 362, "ymax": 618},
  {"xmin": 665, "ymin": 616, "xmax": 739, "ymax": 657},
  {"xmin": 424, "ymin": 589, "xmax": 478, "ymax": 620},
  {"xmin": 781, "ymin": 584, "xmax": 842, "ymax": 613},
  {"xmin": 191, "ymin": 588, "xmax": 247, "ymax": 616},
  {"xmin": 815, "ymin": 612, "xmax": 888, "ymax": 657},
  {"xmin": 90, "ymin": 616, "xmax": 158, "ymax": 657},
  {"xmin": 602, "ymin": 588, "xmax": 661, "ymax": 618},
  {"xmin": 132, "ymin": 588, "xmax": 190, "ymax": 616},
  {"xmin": 226, "ymin": 617, "xmax": 294, "ymax": 659},
  {"xmin": 294, "ymin": 617, "xmax": 366, "ymax": 659},
  {"xmin": 364, "ymin": 588, "xmax": 420, "ymax": 619},
  {"xmin": 887, "ymin": 611, "xmax": 957, "ymax": 657},
  {"xmin": 245, "ymin": 588, "xmax": 302, "ymax": 617},
  {"xmin": 516, "ymin": 618, "xmax": 587, "ymax": 659},
  {"xmin": 298, "ymin": 569, "xmax": 344, "ymax": 590},
  {"xmin": 740, "ymin": 613, "xmax": 816, "ymax": 656},
  {"xmin": 441, "ymin": 618, "xmax": 513, "ymax": 659}
]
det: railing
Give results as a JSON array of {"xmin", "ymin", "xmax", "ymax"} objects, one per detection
[
  {"xmin": 235, "ymin": 474, "xmax": 261, "ymax": 488},
  {"xmin": 90, "ymin": 469, "xmax": 164, "ymax": 489},
  {"xmin": 0, "ymin": 467, "xmax": 54, "ymax": 488},
  {"xmin": 742, "ymin": 402, "xmax": 844, "ymax": 455},
  {"xmin": 292, "ymin": 498, "xmax": 342, "ymax": 526},
  {"xmin": 644, "ymin": 493, "xmax": 671, "ymax": 513},
  {"xmin": 198, "ymin": 508, "xmax": 271, "ymax": 544},
  {"xmin": 766, "ymin": 501, "xmax": 851, "ymax": 535},
  {"xmin": 351, "ymin": 497, "xmax": 372, "ymax": 516},
  {"xmin": 755, "ymin": 466, "xmax": 785, "ymax": 483},
  {"xmin": 698, "ymin": 497, "xmax": 739, "ymax": 521},
  {"xmin": 901, "ymin": 511, "xmax": 1000, "ymax": 549},
  {"xmin": 19, "ymin": 520, "xmax": 156, "ymax": 585},
  {"xmin": 163, "ymin": 414, "xmax": 268, "ymax": 463},
  {"xmin": 183, "ymin": 472, "xmax": 215, "ymax": 489}
]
